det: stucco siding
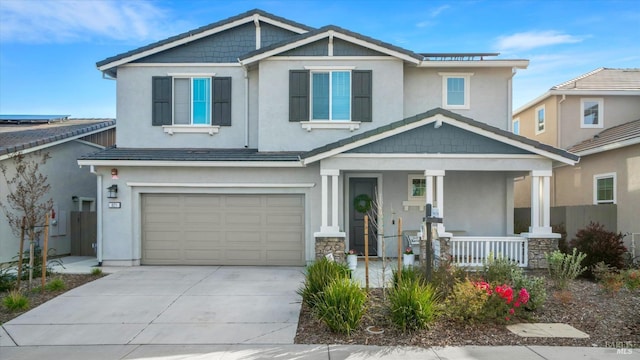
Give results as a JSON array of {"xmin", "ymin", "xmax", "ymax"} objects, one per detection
[
  {"xmin": 1, "ymin": 142, "xmax": 99, "ymax": 263},
  {"xmin": 257, "ymin": 58, "xmax": 404, "ymax": 151},
  {"xmin": 116, "ymin": 65, "xmax": 248, "ymax": 148},
  {"xmin": 514, "ymin": 96, "xmax": 558, "ymax": 146},
  {"xmin": 404, "ymin": 67, "xmax": 512, "ymax": 130},
  {"xmin": 558, "ymin": 95, "xmax": 640, "ymax": 149}
]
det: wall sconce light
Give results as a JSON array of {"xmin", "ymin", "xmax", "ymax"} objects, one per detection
[
  {"xmin": 107, "ymin": 185, "xmax": 118, "ymax": 199},
  {"xmin": 72, "ymin": 196, "xmax": 79, "ymax": 202},
  {"xmin": 111, "ymin": 168, "xmax": 119, "ymax": 179}
]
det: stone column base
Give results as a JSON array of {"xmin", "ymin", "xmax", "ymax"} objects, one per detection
[
  {"xmin": 315, "ymin": 237, "xmax": 346, "ymax": 263},
  {"xmin": 527, "ymin": 237, "xmax": 559, "ymax": 269}
]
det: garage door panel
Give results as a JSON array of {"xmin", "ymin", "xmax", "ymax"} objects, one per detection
[{"xmin": 142, "ymin": 194, "xmax": 304, "ymax": 265}]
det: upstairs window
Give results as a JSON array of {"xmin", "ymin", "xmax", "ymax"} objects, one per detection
[
  {"xmin": 440, "ymin": 72, "xmax": 473, "ymax": 109},
  {"xmin": 151, "ymin": 75, "xmax": 231, "ymax": 127},
  {"xmin": 312, "ymin": 71, "xmax": 351, "ymax": 121},
  {"xmin": 513, "ymin": 118, "xmax": 520, "ymax": 135},
  {"xmin": 581, "ymin": 98, "xmax": 604, "ymax": 128},
  {"xmin": 535, "ymin": 105, "xmax": 545, "ymax": 134},
  {"xmin": 594, "ymin": 173, "xmax": 616, "ymax": 204}
]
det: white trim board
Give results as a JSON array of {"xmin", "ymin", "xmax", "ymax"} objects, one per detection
[{"xmin": 78, "ymin": 159, "xmax": 304, "ymax": 168}]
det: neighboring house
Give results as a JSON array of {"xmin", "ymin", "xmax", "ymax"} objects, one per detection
[
  {"xmin": 79, "ymin": 9, "xmax": 577, "ymax": 267},
  {"xmin": 0, "ymin": 115, "xmax": 116, "ymax": 264},
  {"xmin": 513, "ymin": 68, "xmax": 640, "ymax": 249}
]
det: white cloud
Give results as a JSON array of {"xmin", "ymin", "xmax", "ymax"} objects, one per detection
[
  {"xmin": 430, "ymin": 5, "xmax": 450, "ymax": 18},
  {"xmin": 0, "ymin": 0, "xmax": 171, "ymax": 43},
  {"xmin": 496, "ymin": 31, "xmax": 583, "ymax": 52},
  {"xmin": 416, "ymin": 4, "xmax": 450, "ymax": 28}
]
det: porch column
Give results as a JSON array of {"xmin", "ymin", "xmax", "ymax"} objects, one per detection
[
  {"xmin": 320, "ymin": 169, "xmax": 340, "ymax": 233},
  {"xmin": 425, "ymin": 170, "xmax": 446, "ymax": 233},
  {"xmin": 529, "ymin": 170, "xmax": 552, "ymax": 234}
]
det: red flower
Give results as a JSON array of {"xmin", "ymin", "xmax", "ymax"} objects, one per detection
[{"xmin": 509, "ymin": 308, "xmax": 515, "ymax": 315}]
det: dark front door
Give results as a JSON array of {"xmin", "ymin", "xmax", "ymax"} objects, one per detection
[{"xmin": 349, "ymin": 177, "xmax": 377, "ymax": 256}]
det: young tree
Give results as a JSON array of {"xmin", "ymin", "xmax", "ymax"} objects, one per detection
[{"xmin": 0, "ymin": 151, "xmax": 53, "ymax": 289}]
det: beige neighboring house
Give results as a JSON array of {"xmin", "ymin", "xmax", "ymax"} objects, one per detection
[
  {"xmin": 513, "ymin": 68, "xmax": 640, "ymax": 252},
  {"xmin": 0, "ymin": 116, "xmax": 115, "ymax": 264}
]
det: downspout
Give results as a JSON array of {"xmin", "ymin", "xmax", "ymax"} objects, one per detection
[
  {"xmin": 90, "ymin": 165, "xmax": 103, "ymax": 266},
  {"xmin": 554, "ymin": 94, "xmax": 567, "ymax": 206},
  {"xmin": 507, "ymin": 67, "xmax": 517, "ymax": 131},
  {"xmin": 242, "ymin": 64, "xmax": 250, "ymax": 148}
]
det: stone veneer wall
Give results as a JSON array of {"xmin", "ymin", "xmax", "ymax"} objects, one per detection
[
  {"xmin": 315, "ymin": 237, "xmax": 346, "ymax": 263},
  {"xmin": 527, "ymin": 237, "xmax": 559, "ymax": 269}
]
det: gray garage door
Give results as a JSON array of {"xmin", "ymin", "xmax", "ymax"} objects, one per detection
[{"xmin": 141, "ymin": 194, "xmax": 305, "ymax": 265}]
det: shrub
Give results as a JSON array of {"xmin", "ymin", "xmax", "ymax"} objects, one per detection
[
  {"xmin": 314, "ymin": 278, "xmax": 366, "ymax": 335},
  {"xmin": 392, "ymin": 266, "xmax": 425, "ymax": 289},
  {"xmin": 545, "ymin": 248, "xmax": 587, "ymax": 289},
  {"xmin": 3, "ymin": 290, "xmax": 29, "ymax": 311},
  {"xmin": 553, "ymin": 223, "xmax": 569, "ymax": 253},
  {"xmin": 445, "ymin": 279, "xmax": 490, "ymax": 322},
  {"xmin": 482, "ymin": 255, "xmax": 519, "ymax": 284},
  {"xmin": 429, "ymin": 260, "xmax": 467, "ymax": 299},
  {"xmin": 570, "ymin": 222, "xmax": 627, "ymax": 277},
  {"xmin": 0, "ymin": 266, "xmax": 17, "ymax": 292},
  {"xmin": 44, "ymin": 278, "xmax": 66, "ymax": 291},
  {"xmin": 510, "ymin": 268, "xmax": 547, "ymax": 311},
  {"xmin": 297, "ymin": 258, "xmax": 350, "ymax": 308},
  {"xmin": 388, "ymin": 281, "xmax": 439, "ymax": 331},
  {"xmin": 593, "ymin": 262, "xmax": 624, "ymax": 295},
  {"xmin": 13, "ymin": 246, "xmax": 62, "ymax": 280},
  {"xmin": 90, "ymin": 267, "xmax": 103, "ymax": 276},
  {"xmin": 623, "ymin": 269, "xmax": 640, "ymax": 290}
]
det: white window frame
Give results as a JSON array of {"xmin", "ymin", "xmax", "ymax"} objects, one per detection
[
  {"xmin": 306, "ymin": 66, "xmax": 355, "ymax": 122},
  {"xmin": 407, "ymin": 175, "xmax": 426, "ymax": 202},
  {"xmin": 593, "ymin": 172, "xmax": 616, "ymax": 204},
  {"xmin": 513, "ymin": 118, "xmax": 520, "ymax": 135},
  {"xmin": 439, "ymin": 72, "xmax": 473, "ymax": 110},
  {"xmin": 162, "ymin": 73, "xmax": 219, "ymax": 135},
  {"xmin": 581, "ymin": 98, "xmax": 604, "ymax": 128},
  {"xmin": 535, "ymin": 105, "xmax": 545, "ymax": 135}
]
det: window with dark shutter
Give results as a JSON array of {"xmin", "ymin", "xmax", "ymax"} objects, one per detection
[
  {"xmin": 213, "ymin": 77, "xmax": 232, "ymax": 126},
  {"xmin": 352, "ymin": 70, "xmax": 372, "ymax": 122},
  {"xmin": 152, "ymin": 76, "xmax": 172, "ymax": 126},
  {"xmin": 289, "ymin": 70, "xmax": 309, "ymax": 122}
]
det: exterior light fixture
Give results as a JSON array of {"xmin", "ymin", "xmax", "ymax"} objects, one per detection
[
  {"xmin": 111, "ymin": 168, "xmax": 119, "ymax": 179},
  {"xmin": 107, "ymin": 185, "xmax": 118, "ymax": 199}
]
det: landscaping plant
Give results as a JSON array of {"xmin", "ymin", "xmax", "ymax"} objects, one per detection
[
  {"xmin": 481, "ymin": 255, "xmax": 519, "ymax": 284},
  {"xmin": 2, "ymin": 290, "xmax": 29, "ymax": 311},
  {"xmin": 428, "ymin": 260, "xmax": 467, "ymax": 299},
  {"xmin": 0, "ymin": 267, "xmax": 16, "ymax": 292},
  {"xmin": 545, "ymin": 248, "xmax": 587, "ymax": 289},
  {"xmin": 91, "ymin": 267, "xmax": 103, "ymax": 276},
  {"xmin": 44, "ymin": 278, "xmax": 66, "ymax": 292},
  {"xmin": 314, "ymin": 277, "xmax": 367, "ymax": 335},
  {"xmin": 388, "ymin": 280, "xmax": 439, "ymax": 331},
  {"xmin": 445, "ymin": 279, "xmax": 491, "ymax": 322},
  {"xmin": 623, "ymin": 269, "xmax": 640, "ymax": 291},
  {"xmin": 592, "ymin": 262, "xmax": 624, "ymax": 295},
  {"xmin": 391, "ymin": 266, "xmax": 424, "ymax": 289},
  {"xmin": 510, "ymin": 268, "xmax": 546, "ymax": 311},
  {"xmin": 570, "ymin": 222, "xmax": 627, "ymax": 277},
  {"xmin": 297, "ymin": 258, "xmax": 350, "ymax": 308}
]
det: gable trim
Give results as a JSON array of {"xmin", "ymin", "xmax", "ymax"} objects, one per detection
[
  {"xmin": 98, "ymin": 14, "xmax": 308, "ymax": 72},
  {"xmin": 302, "ymin": 113, "xmax": 578, "ymax": 166},
  {"xmin": 240, "ymin": 29, "xmax": 421, "ymax": 66}
]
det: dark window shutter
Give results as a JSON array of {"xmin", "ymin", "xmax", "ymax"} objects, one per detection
[
  {"xmin": 152, "ymin": 76, "xmax": 172, "ymax": 126},
  {"xmin": 352, "ymin": 70, "xmax": 372, "ymax": 122},
  {"xmin": 289, "ymin": 70, "xmax": 309, "ymax": 122},
  {"xmin": 213, "ymin": 77, "xmax": 232, "ymax": 126}
]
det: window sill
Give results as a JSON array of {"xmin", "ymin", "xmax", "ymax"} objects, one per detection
[
  {"xmin": 300, "ymin": 121, "xmax": 361, "ymax": 132},
  {"xmin": 163, "ymin": 125, "xmax": 220, "ymax": 136},
  {"xmin": 402, "ymin": 200, "xmax": 425, "ymax": 211},
  {"xmin": 443, "ymin": 105, "xmax": 470, "ymax": 110}
]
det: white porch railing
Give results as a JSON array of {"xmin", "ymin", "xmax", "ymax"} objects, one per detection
[{"xmin": 450, "ymin": 236, "xmax": 528, "ymax": 267}]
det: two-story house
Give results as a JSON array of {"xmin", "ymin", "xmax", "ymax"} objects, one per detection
[
  {"xmin": 513, "ymin": 68, "xmax": 640, "ymax": 249},
  {"xmin": 79, "ymin": 9, "xmax": 577, "ymax": 267}
]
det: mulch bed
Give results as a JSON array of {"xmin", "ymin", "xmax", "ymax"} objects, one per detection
[{"xmin": 295, "ymin": 278, "xmax": 640, "ymax": 347}]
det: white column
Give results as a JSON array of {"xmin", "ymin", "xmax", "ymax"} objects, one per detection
[
  {"xmin": 321, "ymin": 174, "xmax": 328, "ymax": 231},
  {"xmin": 331, "ymin": 173, "xmax": 339, "ymax": 230},
  {"xmin": 530, "ymin": 170, "xmax": 552, "ymax": 234},
  {"xmin": 425, "ymin": 176, "xmax": 434, "ymax": 207},
  {"xmin": 425, "ymin": 170, "xmax": 446, "ymax": 233}
]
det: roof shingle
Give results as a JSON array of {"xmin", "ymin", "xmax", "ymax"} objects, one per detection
[{"xmin": 567, "ymin": 118, "xmax": 640, "ymax": 154}]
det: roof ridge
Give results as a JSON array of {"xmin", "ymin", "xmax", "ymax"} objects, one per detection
[{"xmin": 551, "ymin": 67, "xmax": 604, "ymax": 89}]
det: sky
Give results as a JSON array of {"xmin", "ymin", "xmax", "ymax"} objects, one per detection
[{"xmin": 0, "ymin": 0, "xmax": 639, "ymax": 119}]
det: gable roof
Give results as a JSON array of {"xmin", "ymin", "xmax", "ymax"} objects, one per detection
[
  {"xmin": 96, "ymin": 9, "xmax": 312, "ymax": 75},
  {"xmin": 514, "ymin": 68, "xmax": 640, "ymax": 115},
  {"xmin": 302, "ymin": 108, "xmax": 579, "ymax": 165},
  {"xmin": 0, "ymin": 119, "xmax": 115, "ymax": 159},
  {"xmin": 239, "ymin": 25, "xmax": 423, "ymax": 65},
  {"xmin": 567, "ymin": 118, "xmax": 640, "ymax": 156}
]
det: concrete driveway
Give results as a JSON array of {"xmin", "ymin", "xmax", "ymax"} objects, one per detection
[{"xmin": 1, "ymin": 266, "xmax": 304, "ymax": 346}]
